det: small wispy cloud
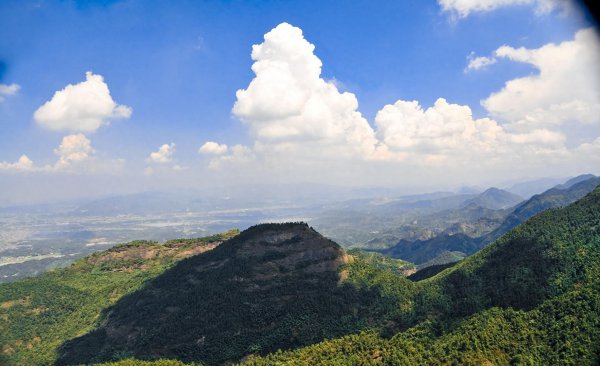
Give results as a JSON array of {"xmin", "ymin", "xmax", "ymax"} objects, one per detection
[
  {"xmin": 465, "ymin": 52, "xmax": 497, "ymax": 72},
  {"xmin": 438, "ymin": 0, "xmax": 570, "ymax": 19},
  {"xmin": 0, "ymin": 83, "xmax": 21, "ymax": 102}
]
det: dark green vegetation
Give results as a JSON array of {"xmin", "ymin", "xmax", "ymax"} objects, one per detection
[
  {"xmin": 2, "ymin": 185, "xmax": 600, "ymax": 366},
  {"xmin": 377, "ymin": 175, "xmax": 600, "ymax": 265},
  {"xmin": 240, "ymin": 287, "xmax": 599, "ymax": 365},
  {"xmin": 407, "ymin": 261, "xmax": 459, "ymax": 282},
  {"xmin": 0, "ymin": 230, "xmax": 239, "ymax": 366}
]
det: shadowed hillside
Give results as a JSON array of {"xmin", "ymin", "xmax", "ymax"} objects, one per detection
[{"xmin": 0, "ymin": 231, "xmax": 239, "ymax": 366}]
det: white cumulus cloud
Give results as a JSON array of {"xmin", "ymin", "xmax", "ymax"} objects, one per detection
[
  {"xmin": 0, "ymin": 155, "xmax": 34, "ymax": 171},
  {"xmin": 375, "ymin": 98, "xmax": 504, "ymax": 159},
  {"xmin": 34, "ymin": 72, "xmax": 132, "ymax": 133},
  {"xmin": 231, "ymin": 22, "xmax": 387, "ymax": 163},
  {"xmin": 199, "ymin": 141, "xmax": 228, "ymax": 155},
  {"xmin": 1, "ymin": 134, "xmax": 95, "ymax": 172},
  {"xmin": 148, "ymin": 143, "xmax": 175, "ymax": 164},
  {"xmin": 483, "ymin": 28, "xmax": 600, "ymax": 128},
  {"xmin": 203, "ymin": 22, "xmax": 598, "ymax": 185},
  {"xmin": 208, "ymin": 144, "xmax": 253, "ymax": 169},
  {"xmin": 54, "ymin": 134, "xmax": 94, "ymax": 168},
  {"xmin": 0, "ymin": 134, "xmax": 126, "ymax": 175},
  {"xmin": 0, "ymin": 83, "xmax": 20, "ymax": 103}
]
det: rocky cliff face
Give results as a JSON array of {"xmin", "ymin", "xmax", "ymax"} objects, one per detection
[{"xmin": 224, "ymin": 223, "xmax": 348, "ymax": 278}]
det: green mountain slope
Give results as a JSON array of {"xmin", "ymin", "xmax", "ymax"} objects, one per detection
[
  {"xmin": 236, "ymin": 185, "xmax": 600, "ymax": 365},
  {"xmin": 0, "ymin": 231, "xmax": 239, "ymax": 366},
  {"xmin": 56, "ymin": 223, "xmax": 416, "ymax": 366},
  {"xmin": 238, "ymin": 286, "xmax": 599, "ymax": 366},
  {"xmin": 423, "ymin": 182, "xmax": 600, "ymax": 316},
  {"xmin": 482, "ymin": 175, "xmax": 600, "ymax": 244}
]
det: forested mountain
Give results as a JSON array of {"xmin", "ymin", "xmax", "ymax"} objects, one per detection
[
  {"xmin": 2, "ymin": 185, "xmax": 599, "ymax": 366},
  {"xmin": 0, "ymin": 231, "xmax": 239, "ymax": 366},
  {"xmin": 377, "ymin": 175, "xmax": 600, "ymax": 265},
  {"xmin": 0, "ymin": 224, "xmax": 414, "ymax": 366},
  {"xmin": 483, "ymin": 175, "xmax": 600, "ymax": 243},
  {"xmin": 234, "ymin": 183, "xmax": 600, "ymax": 365},
  {"xmin": 55, "ymin": 223, "xmax": 414, "ymax": 366}
]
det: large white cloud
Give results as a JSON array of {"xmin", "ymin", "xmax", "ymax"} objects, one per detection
[
  {"xmin": 34, "ymin": 72, "xmax": 132, "ymax": 133},
  {"xmin": 483, "ymin": 28, "xmax": 600, "ymax": 129},
  {"xmin": 0, "ymin": 83, "xmax": 20, "ymax": 103},
  {"xmin": 229, "ymin": 22, "xmax": 527, "ymax": 168},
  {"xmin": 375, "ymin": 98, "xmax": 504, "ymax": 158},
  {"xmin": 232, "ymin": 22, "xmax": 387, "ymax": 162},
  {"xmin": 438, "ymin": 0, "xmax": 569, "ymax": 18},
  {"xmin": 205, "ymin": 22, "xmax": 600, "ymax": 184}
]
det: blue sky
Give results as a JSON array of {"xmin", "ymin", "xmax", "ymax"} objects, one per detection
[{"xmin": 0, "ymin": 0, "xmax": 599, "ymax": 204}]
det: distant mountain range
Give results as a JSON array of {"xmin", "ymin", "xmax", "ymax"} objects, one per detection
[
  {"xmin": 374, "ymin": 174, "xmax": 600, "ymax": 265},
  {"xmin": 0, "ymin": 173, "xmax": 595, "ymax": 286},
  {"xmin": 461, "ymin": 187, "xmax": 523, "ymax": 210},
  {"xmin": 504, "ymin": 176, "xmax": 566, "ymax": 199}
]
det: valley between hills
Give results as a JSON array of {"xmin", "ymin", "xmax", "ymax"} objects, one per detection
[{"xmin": 1, "ymin": 177, "xmax": 599, "ymax": 365}]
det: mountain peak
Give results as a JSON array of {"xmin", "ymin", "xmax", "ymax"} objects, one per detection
[
  {"xmin": 215, "ymin": 222, "xmax": 347, "ymax": 276},
  {"xmin": 56, "ymin": 222, "xmax": 350, "ymax": 366},
  {"xmin": 463, "ymin": 187, "xmax": 523, "ymax": 210}
]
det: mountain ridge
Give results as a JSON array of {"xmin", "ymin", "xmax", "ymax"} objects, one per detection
[{"xmin": 375, "ymin": 176, "xmax": 599, "ymax": 265}]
